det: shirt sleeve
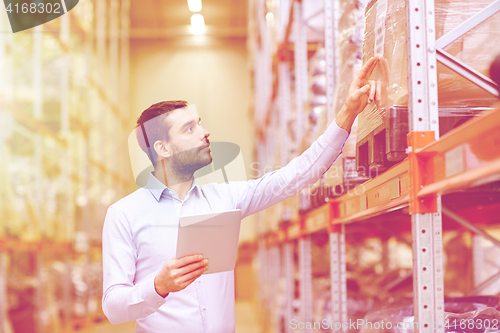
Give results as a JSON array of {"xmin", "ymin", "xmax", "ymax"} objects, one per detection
[
  {"xmin": 229, "ymin": 119, "xmax": 349, "ymax": 219},
  {"xmin": 102, "ymin": 206, "xmax": 167, "ymax": 325}
]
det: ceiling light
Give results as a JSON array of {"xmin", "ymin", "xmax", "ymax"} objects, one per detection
[
  {"xmin": 188, "ymin": 0, "xmax": 202, "ymax": 12},
  {"xmin": 190, "ymin": 14, "xmax": 205, "ymax": 34}
]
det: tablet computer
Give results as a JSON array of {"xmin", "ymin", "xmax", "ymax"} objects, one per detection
[{"xmin": 176, "ymin": 209, "xmax": 242, "ymax": 274}]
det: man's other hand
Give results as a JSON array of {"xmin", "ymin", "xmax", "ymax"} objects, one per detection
[
  {"xmin": 335, "ymin": 55, "xmax": 379, "ymax": 132},
  {"xmin": 154, "ymin": 254, "xmax": 209, "ymax": 297}
]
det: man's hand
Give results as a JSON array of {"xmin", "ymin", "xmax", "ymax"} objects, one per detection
[
  {"xmin": 154, "ymin": 254, "xmax": 209, "ymax": 297},
  {"xmin": 336, "ymin": 55, "xmax": 379, "ymax": 132}
]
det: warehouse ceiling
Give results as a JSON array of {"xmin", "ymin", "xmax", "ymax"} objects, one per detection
[{"xmin": 129, "ymin": 0, "xmax": 248, "ymax": 39}]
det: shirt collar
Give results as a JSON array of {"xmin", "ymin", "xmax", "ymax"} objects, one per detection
[{"xmin": 146, "ymin": 173, "xmax": 199, "ymax": 202}]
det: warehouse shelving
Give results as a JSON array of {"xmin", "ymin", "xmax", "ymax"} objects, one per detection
[
  {"xmin": 260, "ymin": 106, "xmax": 500, "ymax": 237},
  {"xmin": 0, "ymin": 0, "xmax": 131, "ymax": 331},
  {"xmin": 252, "ymin": 0, "xmax": 500, "ymax": 332}
]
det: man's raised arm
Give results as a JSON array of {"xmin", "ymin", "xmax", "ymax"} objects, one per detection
[{"xmin": 227, "ymin": 56, "xmax": 379, "ymax": 219}]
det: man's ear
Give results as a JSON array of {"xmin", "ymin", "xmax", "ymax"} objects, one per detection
[{"xmin": 154, "ymin": 140, "xmax": 170, "ymax": 159}]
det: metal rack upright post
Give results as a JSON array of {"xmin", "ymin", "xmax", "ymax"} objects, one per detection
[{"xmin": 406, "ymin": 0, "xmax": 444, "ymax": 330}]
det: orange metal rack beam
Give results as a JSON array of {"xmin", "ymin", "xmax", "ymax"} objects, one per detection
[{"xmin": 417, "ymin": 107, "xmax": 500, "ymax": 197}]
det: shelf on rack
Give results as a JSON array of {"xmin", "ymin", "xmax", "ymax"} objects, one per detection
[
  {"xmin": 261, "ymin": 106, "xmax": 500, "ymax": 245},
  {"xmin": 0, "ymin": 237, "xmax": 74, "ymax": 253},
  {"xmin": 417, "ymin": 106, "xmax": 500, "ymax": 198},
  {"xmin": 0, "ymin": 99, "xmax": 68, "ymax": 147},
  {"xmin": 88, "ymin": 158, "xmax": 130, "ymax": 187}
]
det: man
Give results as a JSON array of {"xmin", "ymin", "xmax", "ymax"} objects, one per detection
[{"xmin": 102, "ymin": 56, "xmax": 379, "ymax": 332}]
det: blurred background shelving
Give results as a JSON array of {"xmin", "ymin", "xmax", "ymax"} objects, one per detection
[{"xmin": 0, "ymin": 0, "xmax": 132, "ymax": 331}]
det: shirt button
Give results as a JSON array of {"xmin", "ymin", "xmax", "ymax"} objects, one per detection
[
  {"xmin": 158, "ymin": 302, "xmax": 162, "ymax": 306},
  {"xmin": 203, "ymin": 307, "xmax": 206, "ymax": 310},
  {"xmin": 198, "ymin": 280, "xmax": 201, "ymax": 283}
]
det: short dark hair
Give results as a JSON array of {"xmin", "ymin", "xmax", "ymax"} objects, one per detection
[{"xmin": 136, "ymin": 100, "xmax": 188, "ymax": 163}]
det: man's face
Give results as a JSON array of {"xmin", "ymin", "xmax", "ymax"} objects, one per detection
[{"xmin": 163, "ymin": 108, "xmax": 212, "ymax": 174}]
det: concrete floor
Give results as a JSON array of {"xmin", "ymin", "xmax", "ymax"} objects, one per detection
[{"xmin": 82, "ymin": 301, "xmax": 261, "ymax": 333}]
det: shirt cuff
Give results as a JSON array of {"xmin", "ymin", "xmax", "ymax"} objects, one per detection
[
  {"xmin": 139, "ymin": 275, "xmax": 167, "ymax": 312},
  {"xmin": 319, "ymin": 119, "xmax": 350, "ymax": 150}
]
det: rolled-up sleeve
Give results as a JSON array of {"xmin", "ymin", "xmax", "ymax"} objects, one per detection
[
  {"xmin": 230, "ymin": 119, "xmax": 349, "ymax": 219},
  {"xmin": 102, "ymin": 206, "xmax": 167, "ymax": 325}
]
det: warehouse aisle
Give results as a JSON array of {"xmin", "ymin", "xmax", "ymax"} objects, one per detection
[{"xmin": 82, "ymin": 301, "xmax": 261, "ymax": 333}]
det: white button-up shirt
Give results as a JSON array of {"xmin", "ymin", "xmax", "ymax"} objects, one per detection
[{"xmin": 102, "ymin": 121, "xmax": 348, "ymax": 332}]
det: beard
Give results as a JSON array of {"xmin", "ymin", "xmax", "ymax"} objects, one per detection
[{"xmin": 170, "ymin": 145, "xmax": 212, "ymax": 180}]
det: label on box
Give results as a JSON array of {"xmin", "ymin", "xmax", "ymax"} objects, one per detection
[
  {"xmin": 345, "ymin": 198, "xmax": 359, "ymax": 216},
  {"xmin": 389, "ymin": 177, "xmax": 400, "ymax": 199},
  {"xmin": 340, "ymin": 202, "xmax": 346, "ymax": 217},
  {"xmin": 400, "ymin": 172, "xmax": 410, "ymax": 196}
]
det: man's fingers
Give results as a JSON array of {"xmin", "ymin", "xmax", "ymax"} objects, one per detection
[
  {"xmin": 347, "ymin": 85, "xmax": 370, "ymax": 110},
  {"xmin": 368, "ymin": 81, "xmax": 376, "ymax": 103},
  {"xmin": 352, "ymin": 84, "xmax": 370, "ymax": 100},
  {"xmin": 176, "ymin": 259, "xmax": 208, "ymax": 276},
  {"xmin": 174, "ymin": 275, "xmax": 200, "ymax": 292},
  {"xmin": 357, "ymin": 55, "xmax": 379, "ymax": 81},
  {"xmin": 172, "ymin": 254, "xmax": 204, "ymax": 269},
  {"xmin": 364, "ymin": 58, "xmax": 378, "ymax": 79},
  {"xmin": 380, "ymin": 57, "xmax": 390, "ymax": 80},
  {"xmin": 178, "ymin": 265, "xmax": 207, "ymax": 284},
  {"xmin": 376, "ymin": 81, "xmax": 382, "ymax": 106},
  {"xmin": 179, "ymin": 276, "xmax": 199, "ymax": 290}
]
